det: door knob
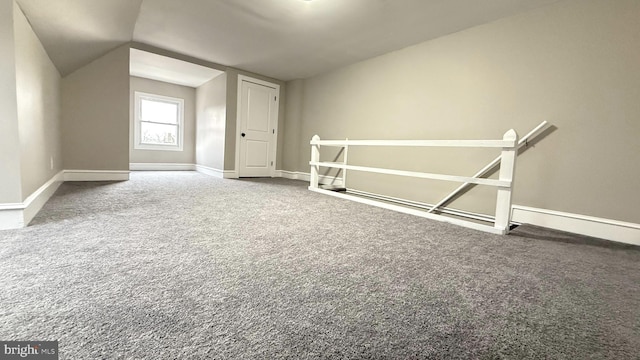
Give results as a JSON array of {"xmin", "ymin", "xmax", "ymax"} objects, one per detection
[{"xmin": 241, "ymin": 133, "xmax": 246, "ymax": 137}]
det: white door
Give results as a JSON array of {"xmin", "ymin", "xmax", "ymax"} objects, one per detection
[{"xmin": 237, "ymin": 76, "xmax": 279, "ymax": 177}]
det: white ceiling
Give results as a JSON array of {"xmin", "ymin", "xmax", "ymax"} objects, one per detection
[
  {"xmin": 130, "ymin": 48, "xmax": 224, "ymax": 88},
  {"xmin": 16, "ymin": 0, "xmax": 562, "ymax": 81}
]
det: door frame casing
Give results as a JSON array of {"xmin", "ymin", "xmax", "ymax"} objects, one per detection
[{"xmin": 235, "ymin": 74, "xmax": 280, "ymax": 178}]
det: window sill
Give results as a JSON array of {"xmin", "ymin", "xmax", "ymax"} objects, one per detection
[{"xmin": 134, "ymin": 144, "xmax": 184, "ymax": 152}]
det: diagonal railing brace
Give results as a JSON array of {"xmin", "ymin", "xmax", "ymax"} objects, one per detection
[{"xmin": 427, "ymin": 121, "xmax": 550, "ymax": 214}]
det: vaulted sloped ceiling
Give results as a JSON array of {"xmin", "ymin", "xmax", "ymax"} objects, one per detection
[
  {"xmin": 16, "ymin": 0, "xmax": 144, "ymax": 76},
  {"xmin": 16, "ymin": 0, "xmax": 561, "ymax": 81}
]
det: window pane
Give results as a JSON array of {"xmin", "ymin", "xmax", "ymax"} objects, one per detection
[
  {"xmin": 140, "ymin": 98, "xmax": 178, "ymax": 124},
  {"xmin": 140, "ymin": 122, "xmax": 178, "ymax": 146}
]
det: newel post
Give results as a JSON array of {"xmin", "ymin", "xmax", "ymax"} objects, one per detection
[
  {"xmin": 342, "ymin": 138, "xmax": 349, "ymax": 188},
  {"xmin": 494, "ymin": 129, "xmax": 518, "ymax": 234},
  {"xmin": 310, "ymin": 135, "xmax": 320, "ymax": 189}
]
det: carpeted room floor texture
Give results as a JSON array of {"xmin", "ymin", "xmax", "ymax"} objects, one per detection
[{"xmin": 0, "ymin": 171, "xmax": 638, "ymax": 359}]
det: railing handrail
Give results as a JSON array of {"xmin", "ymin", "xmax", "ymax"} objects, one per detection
[
  {"xmin": 309, "ymin": 161, "xmax": 511, "ymax": 188},
  {"xmin": 310, "ymin": 138, "xmax": 516, "ymax": 148}
]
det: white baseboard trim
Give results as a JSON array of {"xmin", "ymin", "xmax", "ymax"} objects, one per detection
[
  {"xmin": 0, "ymin": 209, "xmax": 24, "ymax": 230},
  {"xmin": 280, "ymin": 170, "xmax": 302, "ymax": 180},
  {"xmin": 63, "ymin": 170, "xmax": 130, "ymax": 181},
  {"xmin": 130, "ymin": 163, "xmax": 196, "ymax": 171},
  {"xmin": 512, "ymin": 205, "xmax": 640, "ymax": 246},
  {"xmin": 0, "ymin": 171, "xmax": 63, "ymax": 230},
  {"xmin": 195, "ymin": 165, "xmax": 236, "ymax": 179},
  {"xmin": 23, "ymin": 171, "xmax": 64, "ymax": 225},
  {"xmin": 280, "ymin": 170, "xmax": 343, "ymax": 186},
  {"xmin": 280, "ymin": 170, "xmax": 308, "ymax": 181}
]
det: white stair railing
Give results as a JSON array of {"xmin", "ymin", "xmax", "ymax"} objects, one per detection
[{"xmin": 309, "ymin": 129, "xmax": 519, "ymax": 235}]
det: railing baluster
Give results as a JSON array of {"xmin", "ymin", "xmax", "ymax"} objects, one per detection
[
  {"xmin": 494, "ymin": 129, "xmax": 518, "ymax": 234},
  {"xmin": 309, "ymin": 135, "xmax": 320, "ymax": 189},
  {"xmin": 343, "ymin": 138, "xmax": 348, "ymax": 188}
]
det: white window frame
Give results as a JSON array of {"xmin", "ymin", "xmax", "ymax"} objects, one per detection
[{"xmin": 134, "ymin": 91, "xmax": 184, "ymax": 151}]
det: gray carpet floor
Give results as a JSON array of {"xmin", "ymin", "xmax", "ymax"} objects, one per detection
[{"xmin": 0, "ymin": 171, "xmax": 638, "ymax": 359}]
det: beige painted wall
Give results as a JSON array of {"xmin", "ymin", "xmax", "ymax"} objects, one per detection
[
  {"xmin": 130, "ymin": 76, "xmax": 196, "ymax": 164},
  {"xmin": 0, "ymin": 0, "xmax": 22, "ymax": 203},
  {"xmin": 223, "ymin": 70, "xmax": 237, "ymax": 171},
  {"xmin": 196, "ymin": 73, "xmax": 227, "ymax": 170},
  {"xmin": 14, "ymin": 4, "xmax": 62, "ymax": 200},
  {"xmin": 282, "ymin": 79, "xmax": 303, "ymax": 171},
  {"xmin": 62, "ymin": 44, "xmax": 130, "ymax": 171},
  {"xmin": 284, "ymin": 0, "xmax": 640, "ymax": 224}
]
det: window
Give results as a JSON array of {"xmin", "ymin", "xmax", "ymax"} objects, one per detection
[{"xmin": 134, "ymin": 92, "xmax": 184, "ymax": 151}]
